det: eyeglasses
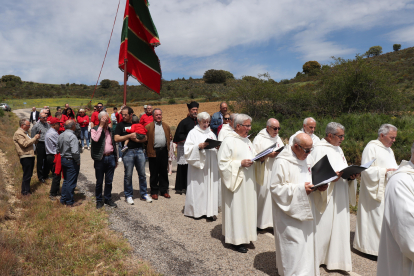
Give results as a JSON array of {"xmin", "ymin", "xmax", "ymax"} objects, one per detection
[
  {"xmin": 333, "ymin": 133, "xmax": 345, "ymax": 139},
  {"xmin": 97, "ymin": 106, "xmax": 103, "ymax": 109},
  {"xmin": 40, "ymin": 116, "xmax": 47, "ymax": 119},
  {"xmin": 297, "ymin": 144, "xmax": 312, "ymax": 154},
  {"xmin": 223, "ymin": 118, "xmax": 230, "ymax": 121},
  {"xmin": 270, "ymin": 126, "xmax": 281, "ymax": 131},
  {"xmin": 241, "ymin": 124, "xmax": 252, "ymax": 128},
  {"xmin": 24, "ymin": 124, "xmax": 30, "ymax": 127}
]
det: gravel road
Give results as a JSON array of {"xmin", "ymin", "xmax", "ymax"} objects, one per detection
[{"xmin": 13, "ymin": 108, "xmax": 378, "ymax": 276}]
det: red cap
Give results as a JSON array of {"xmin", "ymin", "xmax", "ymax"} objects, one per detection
[{"xmin": 49, "ymin": 117, "xmax": 61, "ymax": 125}]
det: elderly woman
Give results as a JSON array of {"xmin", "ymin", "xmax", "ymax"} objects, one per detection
[
  {"xmin": 184, "ymin": 112, "xmax": 221, "ymax": 221},
  {"xmin": 77, "ymin": 108, "xmax": 90, "ymax": 150}
]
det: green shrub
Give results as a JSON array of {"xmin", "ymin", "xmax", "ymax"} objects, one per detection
[
  {"xmin": 280, "ymin": 79, "xmax": 290, "ymax": 84},
  {"xmin": 365, "ymin": 46, "xmax": 383, "ymax": 57},
  {"xmin": 168, "ymin": 98, "xmax": 176, "ymax": 104},
  {"xmin": 100, "ymin": 79, "xmax": 111, "ymax": 89},
  {"xmin": 303, "ymin": 61, "xmax": 321, "ymax": 75},
  {"xmin": 393, "ymin": 44, "xmax": 401, "ymax": 51},
  {"xmin": 1, "ymin": 75, "xmax": 22, "ymax": 84},
  {"xmin": 0, "ymin": 109, "xmax": 4, "ymax": 117},
  {"xmin": 203, "ymin": 69, "xmax": 227, "ymax": 84},
  {"xmin": 222, "ymin": 70, "xmax": 235, "ymax": 79},
  {"xmin": 242, "ymin": 76, "xmax": 260, "ymax": 82}
]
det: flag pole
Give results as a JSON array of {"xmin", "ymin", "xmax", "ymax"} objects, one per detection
[{"xmin": 123, "ymin": 58, "xmax": 128, "ymax": 105}]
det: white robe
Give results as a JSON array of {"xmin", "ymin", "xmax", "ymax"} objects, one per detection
[
  {"xmin": 377, "ymin": 160, "xmax": 414, "ymax": 276},
  {"xmin": 252, "ymin": 128, "xmax": 284, "ymax": 229},
  {"xmin": 353, "ymin": 139, "xmax": 398, "ymax": 256},
  {"xmin": 311, "ymin": 138, "xmax": 357, "ymax": 272},
  {"xmin": 218, "ymin": 131, "xmax": 257, "ymax": 245},
  {"xmin": 270, "ymin": 146, "xmax": 320, "ymax": 276},
  {"xmin": 217, "ymin": 123, "xmax": 233, "ymax": 142},
  {"xmin": 289, "ymin": 129, "xmax": 320, "ymax": 147},
  {"xmin": 184, "ymin": 126, "xmax": 220, "ymax": 218}
]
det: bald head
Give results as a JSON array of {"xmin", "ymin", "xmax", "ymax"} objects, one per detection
[
  {"xmin": 32, "ymin": 107, "xmax": 36, "ymax": 111},
  {"xmin": 292, "ymin": 133, "xmax": 313, "ymax": 160},
  {"xmin": 303, "ymin": 117, "xmax": 316, "ymax": 135},
  {"xmin": 266, "ymin": 118, "xmax": 280, "ymax": 138}
]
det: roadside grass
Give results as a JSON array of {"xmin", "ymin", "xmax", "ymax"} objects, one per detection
[
  {"xmin": 0, "ymin": 112, "xmax": 158, "ymax": 275},
  {"xmin": 6, "ymin": 98, "xmax": 106, "ymax": 110}
]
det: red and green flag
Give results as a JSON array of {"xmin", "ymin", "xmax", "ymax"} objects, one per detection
[{"xmin": 119, "ymin": 0, "xmax": 161, "ymax": 93}]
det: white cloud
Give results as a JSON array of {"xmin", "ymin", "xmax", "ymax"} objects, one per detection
[{"xmin": 388, "ymin": 24, "xmax": 414, "ymax": 44}]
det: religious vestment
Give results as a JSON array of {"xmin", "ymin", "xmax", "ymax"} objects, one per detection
[
  {"xmin": 218, "ymin": 131, "xmax": 257, "ymax": 245},
  {"xmin": 353, "ymin": 139, "xmax": 398, "ymax": 256},
  {"xmin": 270, "ymin": 146, "xmax": 320, "ymax": 276},
  {"xmin": 173, "ymin": 116, "xmax": 198, "ymax": 192},
  {"xmin": 311, "ymin": 138, "xmax": 357, "ymax": 272},
  {"xmin": 377, "ymin": 160, "xmax": 414, "ymax": 276},
  {"xmin": 184, "ymin": 126, "xmax": 220, "ymax": 218},
  {"xmin": 217, "ymin": 123, "xmax": 233, "ymax": 142},
  {"xmin": 289, "ymin": 129, "xmax": 320, "ymax": 147},
  {"xmin": 253, "ymin": 128, "xmax": 284, "ymax": 229}
]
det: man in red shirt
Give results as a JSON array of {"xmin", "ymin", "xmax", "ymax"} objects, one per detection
[
  {"xmin": 91, "ymin": 103, "xmax": 111, "ymax": 128},
  {"xmin": 139, "ymin": 104, "xmax": 154, "ymax": 126}
]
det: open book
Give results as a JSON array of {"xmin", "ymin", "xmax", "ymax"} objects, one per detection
[
  {"xmin": 203, "ymin": 138, "xmax": 222, "ymax": 150},
  {"xmin": 311, "ymin": 155, "xmax": 338, "ymax": 189},
  {"xmin": 339, "ymin": 159, "xmax": 375, "ymax": 179},
  {"xmin": 252, "ymin": 143, "xmax": 284, "ymax": 162}
]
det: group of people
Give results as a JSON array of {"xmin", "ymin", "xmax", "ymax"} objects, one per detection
[{"xmin": 12, "ymin": 101, "xmax": 414, "ymax": 275}]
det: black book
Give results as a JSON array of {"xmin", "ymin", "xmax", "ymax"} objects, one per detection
[
  {"xmin": 339, "ymin": 159, "xmax": 375, "ymax": 179},
  {"xmin": 311, "ymin": 155, "xmax": 338, "ymax": 188},
  {"xmin": 204, "ymin": 138, "xmax": 222, "ymax": 150},
  {"xmin": 275, "ymin": 146, "xmax": 284, "ymax": 153}
]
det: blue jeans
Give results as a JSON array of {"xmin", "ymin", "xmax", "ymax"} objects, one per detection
[
  {"xmin": 80, "ymin": 127, "xmax": 89, "ymax": 148},
  {"xmin": 123, "ymin": 148, "xmax": 147, "ymax": 198},
  {"xmin": 118, "ymin": 142, "xmax": 123, "ymax": 158},
  {"xmin": 60, "ymin": 157, "xmax": 80, "ymax": 205},
  {"xmin": 94, "ymin": 155, "xmax": 116, "ymax": 202}
]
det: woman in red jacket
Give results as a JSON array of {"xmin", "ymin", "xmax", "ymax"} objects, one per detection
[{"xmin": 77, "ymin": 109, "xmax": 90, "ymax": 150}]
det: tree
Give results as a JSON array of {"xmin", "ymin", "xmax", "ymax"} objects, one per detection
[
  {"xmin": 203, "ymin": 69, "xmax": 227, "ymax": 84},
  {"xmin": 242, "ymin": 76, "xmax": 259, "ymax": 82},
  {"xmin": 302, "ymin": 61, "xmax": 321, "ymax": 76},
  {"xmin": 393, "ymin": 44, "xmax": 401, "ymax": 51},
  {"xmin": 1, "ymin": 75, "xmax": 22, "ymax": 84},
  {"xmin": 100, "ymin": 79, "xmax": 112, "ymax": 89},
  {"xmin": 365, "ymin": 46, "xmax": 383, "ymax": 57}
]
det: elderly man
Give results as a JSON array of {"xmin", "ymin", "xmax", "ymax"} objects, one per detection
[
  {"xmin": 354, "ymin": 124, "xmax": 398, "ymax": 256},
  {"xmin": 31, "ymin": 111, "xmax": 51, "ymax": 183},
  {"xmin": 270, "ymin": 133, "xmax": 326, "ymax": 276},
  {"xmin": 210, "ymin": 102, "xmax": 228, "ymax": 136},
  {"xmin": 218, "ymin": 113, "xmax": 237, "ymax": 142},
  {"xmin": 184, "ymin": 112, "xmax": 220, "ymax": 220},
  {"xmin": 45, "ymin": 118, "xmax": 62, "ymax": 200},
  {"xmin": 139, "ymin": 104, "xmax": 154, "ymax": 126},
  {"xmin": 253, "ymin": 118, "xmax": 284, "ymax": 230},
  {"xmin": 173, "ymin": 101, "xmax": 199, "ymax": 194},
  {"xmin": 13, "ymin": 119, "xmax": 40, "ymax": 195},
  {"xmin": 145, "ymin": 108, "xmax": 172, "ymax": 200},
  {"xmin": 377, "ymin": 144, "xmax": 414, "ymax": 275},
  {"xmin": 289, "ymin": 117, "xmax": 320, "ymax": 146},
  {"xmin": 91, "ymin": 111, "xmax": 118, "ymax": 209},
  {"xmin": 59, "ymin": 120, "xmax": 81, "ymax": 207},
  {"xmin": 311, "ymin": 122, "xmax": 357, "ymax": 272},
  {"xmin": 115, "ymin": 106, "xmax": 151, "ymax": 204},
  {"xmin": 91, "ymin": 103, "xmax": 111, "ymax": 128},
  {"xmin": 30, "ymin": 107, "xmax": 39, "ymax": 124},
  {"xmin": 218, "ymin": 114, "xmax": 257, "ymax": 253}
]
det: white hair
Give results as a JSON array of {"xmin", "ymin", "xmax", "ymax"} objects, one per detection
[
  {"xmin": 230, "ymin": 113, "xmax": 238, "ymax": 122},
  {"xmin": 197, "ymin": 111, "xmax": 210, "ymax": 121},
  {"xmin": 79, "ymin": 108, "xmax": 85, "ymax": 112},
  {"xmin": 40, "ymin": 109, "xmax": 47, "ymax": 114},
  {"xmin": 325, "ymin": 122, "xmax": 345, "ymax": 136},
  {"xmin": 378, "ymin": 124, "xmax": 397, "ymax": 137},
  {"xmin": 98, "ymin": 111, "xmax": 108, "ymax": 120},
  {"xmin": 304, "ymin": 117, "xmax": 316, "ymax": 125},
  {"xmin": 234, "ymin": 114, "xmax": 252, "ymax": 127},
  {"xmin": 266, "ymin": 118, "xmax": 278, "ymax": 127},
  {"xmin": 65, "ymin": 120, "xmax": 75, "ymax": 129}
]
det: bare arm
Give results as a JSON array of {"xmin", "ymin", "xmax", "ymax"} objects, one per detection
[
  {"xmin": 114, "ymin": 133, "xmax": 137, "ymax": 143},
  {"xmin": 131, "ymin": 135, "xmax": 147, "ymax": 143}
]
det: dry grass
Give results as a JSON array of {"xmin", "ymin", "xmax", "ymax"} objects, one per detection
[{"xmin": 0, "ymin": 112, "xmax": 158, "ymax": 275}]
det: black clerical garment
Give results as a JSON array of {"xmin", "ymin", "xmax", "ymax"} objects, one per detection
[{"xmin": 173, "ymin": 116, "xmax": 198, "ymax": 143}]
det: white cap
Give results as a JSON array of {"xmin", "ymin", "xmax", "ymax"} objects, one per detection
[{"xmin": 144, "ymin": 105, "xmax": 147, "ymax": 108}]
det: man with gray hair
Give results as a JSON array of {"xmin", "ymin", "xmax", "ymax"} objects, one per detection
[
  {"xmin": 289, "ymin": 117, "xmax": 320, "ymax": 147},
  {"xmin": 253, "ymin": 118, "xmax": 284, "ymax": 230},
  {"xmin": 311, "ymin": 122, "xmax": 358, "ymax": 272},
  {"xmin": 218, "ymin": 113, "xmax": 257, "ymax": 253},
  {"xmin": 31, "ymin": 111, "xmax": 51, "ymax": 183},
  {"xmin": 354, "ymin": 124, "xmax": 398, "ymax": 256},
  {"xmin": 377, "ymin": 142, "xmax": 414, "ymax": 275},
  {"xmin": 58, "ymin": 120, "xmax": 81, "ymax": 207}
]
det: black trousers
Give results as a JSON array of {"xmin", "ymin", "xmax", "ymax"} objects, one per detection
[
  {"xmin": 46, "ymin": 154, "xmax": 61, "ymax": 196},
  {"xmin": 20, "ymin": 157, "xmax": 35, "ymax": 195},
  {"xmin": 175, "ymin": 164, "xmax": 188, "ymax": 191},
  {"xmin": 148, "ymin": 147, "xmax": 169, "ymax": 195},
  {"xmin": 36, "ymin": 142, "xmax": 49, "ymax": 180}
]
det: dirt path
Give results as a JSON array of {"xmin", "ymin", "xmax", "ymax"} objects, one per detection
[{"xmin": 13, "ymin": 107, "xmax": 377, "ymax": 275}]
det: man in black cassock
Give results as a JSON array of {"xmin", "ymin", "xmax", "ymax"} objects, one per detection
[{"xmin": 173, "ymin": 101, "xmax": 199, "ymax": 194}]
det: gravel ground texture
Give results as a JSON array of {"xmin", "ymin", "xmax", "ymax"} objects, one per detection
[{"xmin": 13, "ymin": 108, "xmax": 378, "ymax": 276}]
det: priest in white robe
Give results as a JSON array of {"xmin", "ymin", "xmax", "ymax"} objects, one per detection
[
  {"xmin": 354, "ymin": 124, "xmax": 398, "ymax": 256},
  {"xmin": 270, "ymin": 133, "xmax": 327, "ymax": 276},
  {"xmin": 289, "ymin": 117, "xmax": 320, "ymax": 146},
  {"xmin": 310, "ymin": 122, "xmax": 357, "ymax": 272},
  {"xmin": 253, "ymin": 118, "xmax": 284, "ymax": 230},
  {"xmin": 218, "ymin": 114, "xmax": 257, "ymax": 253},
  {"xmin": 218, "ymin": 113, "xmax": 237, "ymax": 141},
  {"xmin": 184, "ymin": 112, "xmax": 221, "ymax": 221},
  {"xmin": 377, "ymin": 146, "xmax": 414, "ymax": 276}
]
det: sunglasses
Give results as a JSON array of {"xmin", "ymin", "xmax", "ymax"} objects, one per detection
[
  {"xmin": 298, "ymin": 144, "xmax": 312, "ymax": 154},
  {"xmin": 223, "ymin": 118, "xmax": 230, "ymax": 121},
  {"xmin": 270, "ymin": 126, "xmax": 281, "ymax": 131},
  {"xmin": 333, "ymin": 133, "xmax": 345, "ymax": 139}
]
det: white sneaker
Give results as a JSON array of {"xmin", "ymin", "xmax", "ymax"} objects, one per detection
[
  {"xmin": 141, "ymin": 194, "xmax": 152, "ymax": 203},
  {"xmin": 118, "ymin": 158, "xmax": 122, "ymax": 162},
  {"xmin": 126, "ymin": 197, "xmax": 134, "ymax": 205}
]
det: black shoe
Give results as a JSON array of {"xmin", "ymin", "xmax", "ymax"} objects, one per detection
[
  {"xmin": 96, "ymin": 201, "xmax": 104, "ymax": 209},
  {"xmin": 104, "ymin": 199, "xmax": 117, "ymax": 208},
  {"xmin": 207, "ymin": 215, "xmax": 218, "ymax": 221},
  {"xmin": 235, "ymin": 245, "xmax": 248, "ymax": 253}
]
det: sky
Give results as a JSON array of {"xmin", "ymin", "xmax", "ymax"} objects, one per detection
[{"xmin": 1, "ymin": 0, "xmax": 414, "ymax": 86}]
